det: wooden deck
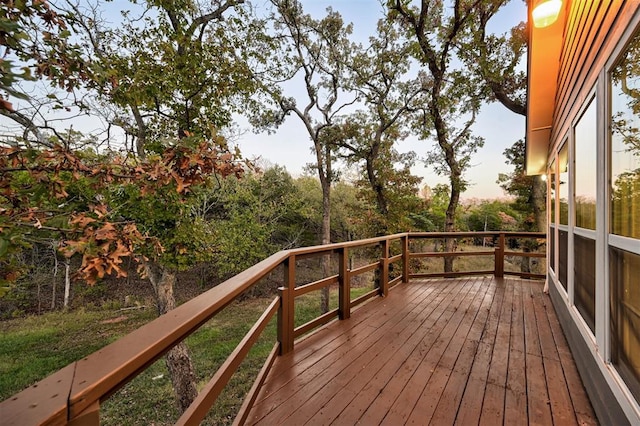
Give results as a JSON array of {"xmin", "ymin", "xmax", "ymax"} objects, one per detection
[{"xmin": 246, "ymin": 276, "xmax": 597, "ymax": 425}]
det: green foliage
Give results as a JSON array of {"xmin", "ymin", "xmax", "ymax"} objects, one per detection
[
  {"xmin": 75, "ymin": 0, "xmax": 266, "ymax": 147},
  {"xmin": 463, "ymin": 200, "xmax": 521, "ymax": 232},
  {"xmin": 196, "ymin": 167, "xmax": 328, "ymax": 280},
  {"xmin": 407, "ymin": 184, "xmax": 450, "ymax": 232},
  {"xmin": 458, "ymin": 1, "xmax": 527, "ymax": 116},
  {"xmin": 611, "ymin": 170, "xmax": 640, "ymax": 239},
  {"xmin": 0, "ymin": 0, "xmax": 87, "ymax": 110},
  {"xmin": 496, "ymin": 139, "xmax": 546, "ymax": 231}
]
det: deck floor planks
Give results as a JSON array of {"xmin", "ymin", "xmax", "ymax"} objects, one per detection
[
  {"xmin": 351, "ymin": 279, "xmax": 480, "ymax": 424},
  {"xmin": 272, "ymin": 280, "xmax": 430, "ymax": 376},
  {"xmin": 404, "ymin": 276, "xmax": 492, "ymax": 424},
  {"xmin": 285, "ymin": 278, "xmax": 471, "ymax": 425},
  {"xmin": 451, "ymin": 276, "xmax": 506, "ymax": 426},
  {"xmin": 504, "ymin": 278, "xmax": 528, "ymax": 425},
  {"xmin": 299, "ymin": 276, "xmax": 476, "ymax": 425},
  {"xmin": 532, "ymin": 282, "xmax": 579, "ymax": 426},
  {"xmin": 523, "ymin": 279, "xmax": 554, "ymax": 425},
  {"xmin": 544, "ymin": 289, "xmax": 598, "ymax": 426},
  {"xmin": 331, "ymin": 278, "xmax": 477, "ymax": 424},
  {"xmin": 247, "ymin": 277, "xmax": 598, "ymax": 425},
  {"xmin": 248, "ymin": 281, "xmax": 440, "ymax": 424},
  {"xmin": 479, "ymin": 276, "xmax": 514, "ymax": 426},
  {"xmin": 379, "ymin": 277, "xmax": 483, "ymax": 425},
  {"xmin": 427, "ymin": 276, "xmax": 497, "ymax": 425}
]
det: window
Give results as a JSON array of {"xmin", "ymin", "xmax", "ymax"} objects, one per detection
[
  {"xmin": 610, "ymin": 32, "xmax": 640, "ymax": 239},
  {"xmin": 573, "ymin": 98, "xmax": 597, "ymax": 332},
  {"xmin": 549, "ymin": 161, "xmax": 556, "ymax": 273},
  {"xmin": 574, "ymin": 234, "xmax": 595, "ymax": 332},
  {"xmin": 610, "ymin": 29, "xmax": 640, "ymax": 403},
  {"xmin": 610, "ymin": 247, "xmax": 640, "ymax": 402},
  {"xmin": 575, "ymin": 99, "xmax": 597, "ymax": 230},
  {"xmin": 558, "ymin": 144, "xmax": 569, "ymax": 289}
]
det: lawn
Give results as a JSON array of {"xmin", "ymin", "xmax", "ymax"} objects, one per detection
[{"xmin": 0, "ymin": 285, "xmax": 373, "ymax": 425}]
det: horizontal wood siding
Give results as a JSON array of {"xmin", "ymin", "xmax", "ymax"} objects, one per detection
[{"xmin": 552, "ymin": 0, "xmax": 633, "ymax": 146}]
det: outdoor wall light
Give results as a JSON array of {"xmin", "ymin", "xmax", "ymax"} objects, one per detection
[{"xmin": 532, "ymin": 0, "xmax": 562, "ymax": 28}]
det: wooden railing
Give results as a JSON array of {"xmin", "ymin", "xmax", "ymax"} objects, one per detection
[{"xmin": 1, "ymin": 231, "xmax": 545, "ymax": 425}]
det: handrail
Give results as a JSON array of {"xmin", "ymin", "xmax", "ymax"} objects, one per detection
[{"xmin": 0, "ymin": 231, "xmax": 545, "ymax": 425}]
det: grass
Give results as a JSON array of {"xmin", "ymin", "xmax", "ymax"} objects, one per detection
[
  {"xmin": 411, "ymin": 242, "xmax": 546, "ymax": 276},
  {"xmin": 0, "ymin": 308, "xmax": 157, "ymax": 401},
  {"xmin": 0, "ymin": 285, "xmax": 373, "ymax": 425}
]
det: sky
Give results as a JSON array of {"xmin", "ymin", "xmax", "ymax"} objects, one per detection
[{"xmin": 236, "ymin": 0, "xmax": 528, "ymax": 200}]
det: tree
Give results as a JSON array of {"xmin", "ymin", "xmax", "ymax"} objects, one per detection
[
  {"xmin": 251, "ymin": 0, "xmax": 358, "ymax": 312},
  {"xmin": 497, "ymin": 140, "xmax": 545, "ymax": 273},
  {"xmin": 0, "ymin": 137, "xmax": 245, "ymax": 411},
  {"xmin": 460, "ymin": 0, "xmax": 528, "ymax": 116},
  {"xmin": 387, "ymin": 0, "xmax": 486, "ymax": 272},
  {"xmin": 204, "ymin": 166, "xmax": 317, "ymax": 281},
  {"xmin": 61, "ymin": 0, "xmax": 260, "ymax": 154},
  {"xmin": 497, "ymin": 139, "xmax": 546, "ymax": 231},
  {"xmin": 461, "ymin": 1, "xmax": 547, "ymax": 232},
  {"xmin": 1, "ymin": 0, "xmax": 264, "ymax": 413},
  {"xmin": 610, "ymin": 31, "xmax": 640, "ymax": 239},
  {"xmin": 1, "ymin": 0, "xmax": 90, "ymax": 147},
  {"xmin": 335, "ymin": 18, "xmax": 426, "ymax": 235},
  {"xmin": 464, "ymin": 200, "xmax": 521, "ymax": 232}
]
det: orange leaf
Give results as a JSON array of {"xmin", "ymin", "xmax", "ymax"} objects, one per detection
[
  {"xmin": 94, "ymin": 223, "xmax": 118, "ymax": 240},
  {"xmin": 70, "ymin": 215, "xmax": 97, "ymax": 227}
]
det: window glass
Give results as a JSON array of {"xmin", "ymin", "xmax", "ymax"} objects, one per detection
[
  {"xmin": 575, "ymin": 99, "xmax": 597, "ymax": 230},
  {"xmin": 574, "ymin": 235, "xmax": 595, "ymax": 332},
  {"xmin": 549, "ymin": 162, "xmax": 556, "ymax": 273},
  {"xmin": 558, "ymin": 229, "xmax": 568, "ymax": 290},
  {"xmin": 610, "ymin": 247, "xmax": 640, "ymax": 402},
  {"xmin": 610, "ymin": 30, "xmax": 640, "ymax": 404},
  {"xmin": 559, "ymin": 144, "xmax": 569, "ymax": 225},
  {"xmin": 611, "ymin": 32, "xmax": 640, "ymax": 239},
  {"xmin": 550, "ymin": 161, "xmax": 556, "ymax": 225}
]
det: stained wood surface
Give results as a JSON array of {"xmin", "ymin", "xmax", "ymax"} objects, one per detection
[{"xmin": 246, "ymin": 277, "xmax": 597, "ymax": 425}]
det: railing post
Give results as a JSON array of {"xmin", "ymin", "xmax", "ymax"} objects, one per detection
[
  {"xmin": 338, "ymin": 247, "xmax": 350, "ymax": 320},
  {"xmin": 380, "ymin": 239, "xmax": 390, "ymax": 297},
  {"xmin": 402, "ymin": 234, "xmax": 409, "ymax": 283},
  {"xmin": 495, "ymin": 233, "xmax": 505, "ymax": 278},
  {"xmin": 278, "ymin": 255, "xmax": 295, "ymax": 355}
]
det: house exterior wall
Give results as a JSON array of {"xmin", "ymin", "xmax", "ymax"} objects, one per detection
[{"xmin": 538, "ymin": 1, "xmax": 640, "ymax": 423}]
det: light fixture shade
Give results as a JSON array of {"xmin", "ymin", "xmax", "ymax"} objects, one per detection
[{"xmin": 532, "ymin": 0, "xmax": 562, "ymax": 28}]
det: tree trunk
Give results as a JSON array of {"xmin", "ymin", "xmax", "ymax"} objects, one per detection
[
  {"xmin": 319, "ymin": 144, "xmax": 332, "ymax": 313},
  {"xmin": 63, "ymin": 258, "xmax": 71, "ymax": 309},
  {"xmin": 145, "ymin": 262, "xmax": 198, "ymax": 413},
  {"xmin": 520, "ymin": 175, "xmax": 546, "ymax": 274},
  {"xmin": 320, "ymin": 175, "xmax": 331, "ymax": 313},
  {"xmin": 49, "ymin": 244, "xmax": 56, "ymax": 312},
  {"xmin": 51, "ymin": 271, "xmax": 56, "ymax": 310},
  {"xmin": 366, "ymin": 156, "xmax": 389, "ymax": 221},
  {"xmin": 444, "ymin": 179, "xmax": 460, "ymax": 273},
  {"xmin": 532, "ymin": 175, "xmax": 546, "ymax": 233}
]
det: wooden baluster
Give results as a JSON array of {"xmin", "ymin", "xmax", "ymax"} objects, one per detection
[
  {"xmin": 380, "ymin": 239, "xmax": 390, "ymax": 297},
  {"xmin": 495, "ymin": 233, "xmax": 505, "ymax": 278},
  {"xmin": 278, "ymin": 255, "xmax": 295, "ymax": 355},
  {"xmin": 338, "ymin": 247, "xmax": 350, "ymax": 320},
  {"xmin": 402, "ymin": 234, "xmax": 410, "ymax": 283}
]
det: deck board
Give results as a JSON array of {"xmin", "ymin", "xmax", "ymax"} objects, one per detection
[{"xmin": 246, "ymin": 277, "xmax": 598, "ymax": 425}]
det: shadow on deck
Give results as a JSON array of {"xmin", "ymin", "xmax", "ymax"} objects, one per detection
[{"xmin": 247, "ymin": 277, "xmax": 597, "ymax": 425}]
